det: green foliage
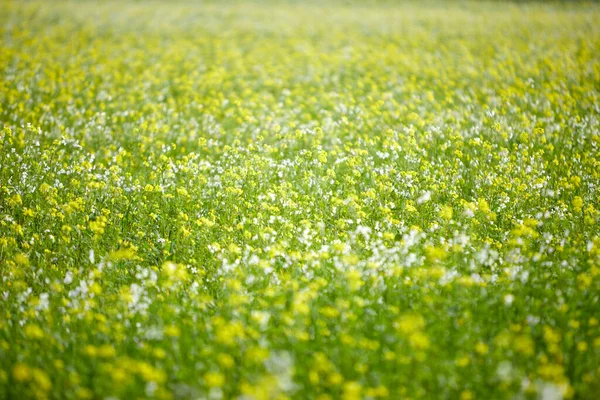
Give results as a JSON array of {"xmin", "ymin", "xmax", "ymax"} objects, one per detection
[{"xmin": 1, "ymin": 1, "xmax": 599, "ymax": 399}]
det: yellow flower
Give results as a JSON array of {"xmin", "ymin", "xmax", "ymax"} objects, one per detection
[
  {"xmin": 8, "ymin": 193, "xmax": 22, "ymax": 207},
  {"xmin": 217, "ymin": 353, "xmax": 235, "ymax": 369},
  {"xmin": 342, "ymin": 381, "xmax": 362, "ymax": 400},
  {"xmin": 12, "ymin": 363, "xmax": 31, "ymax": 382},
  {"xmin": 572, "ymin": 196, "xmax": 583, "ymax": 212},
  {"xmin": 204, "ymin": 371, "xmax": 225, "ymax": 388},
  {"xmin": 439, "ymin": 205, "xmax": 454, "ymax": 221},
  {"xmin": 475, "ymin": 342, "xmax": 489, "ymax": 355},
  {"xmin": 14, "ymin": 253, "xmax": 29, "ymax": 266},
  {"xmin": 24, "ymin": 324, "xmax": 44, "ymax": 340},
  {"xmin": 460, "ymin": 390, "xmax": 474, "ymax": 400},
  {"xmin": 346, "ymin": 269, "xmax": 363, "ymax": 291},
  {"xmin": 456, "ymin": 356, "xmax": 470, "ymax": 367},
  {"xmin": 396, "ymin": 314, "xmax": 426, "ymax": 335},
  {"xmin": 164, "ymin": 325, "xmax": 181, "ymax": 338}
]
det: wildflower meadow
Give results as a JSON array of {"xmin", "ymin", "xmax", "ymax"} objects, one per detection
[{"xmin": 1, "ymin": 1, "xmax": 599, "ymax": 399}]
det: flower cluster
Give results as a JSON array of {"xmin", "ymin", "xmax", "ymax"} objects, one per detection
[{"xmin": 1, "ymin": 1, "xmax": 599, "ymax": 399}]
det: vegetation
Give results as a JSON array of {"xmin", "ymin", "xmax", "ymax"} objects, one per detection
[{"xmin": 1, "ymin": 1, "xmax": 599, "ymax": 399}]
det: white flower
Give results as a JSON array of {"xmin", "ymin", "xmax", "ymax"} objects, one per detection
[{"xmin": 417, "ymin": 191, "xmax": 431, "ymax": 204}]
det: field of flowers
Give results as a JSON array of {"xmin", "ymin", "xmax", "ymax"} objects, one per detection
[{"xmin": 1, "ymin": 1, "xmax": 600, "ymax": 399}]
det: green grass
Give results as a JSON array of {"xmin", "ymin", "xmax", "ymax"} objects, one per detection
[{"xmin": 1, "ymin": 1, "xmax": 599, "ymax": 399}]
